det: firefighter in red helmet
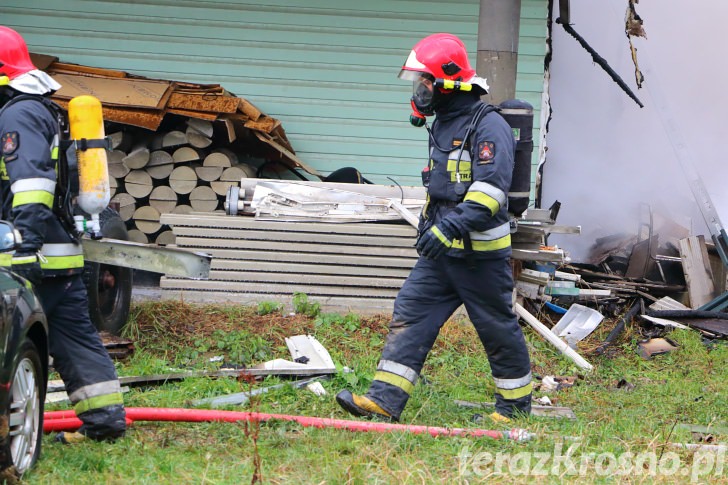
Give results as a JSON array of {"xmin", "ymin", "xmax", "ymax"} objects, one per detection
[
  {"xmin": 0, "ymin": 26, "xmax": 126, "ymax": 444},
  {"xmin": 399, "ymin": 33, "xmax": 490, "ymax": 125},
  {"xmin": 337, "ymin": 33, "xmax": 532, "ymax": 422}
]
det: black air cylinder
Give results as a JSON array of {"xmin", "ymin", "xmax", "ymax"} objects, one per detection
[{"xmin": 499, "ymin": 99, "xmax": 534, "ymax": 217}]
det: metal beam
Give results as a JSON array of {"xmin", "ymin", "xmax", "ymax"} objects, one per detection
[{"xmin": 82, "ymin": 237, "xmax": 211, "ymax": 279}]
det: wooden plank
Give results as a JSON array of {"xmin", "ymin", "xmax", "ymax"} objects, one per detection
[
  {"xmin": 107, "ymin": 150, "xmax": 130, "ymax": 178},
  {"xmin": 172, "ymin": 146, "xmax": 204, "ymax": 163},
  {"xmin": 195, "ymin": 165, "xmax": 223, "ymax": 182},
  {"xmin": 160, "ymin": 213, "xmax": 417, "ymax": 237},
  {"xmin": 110, "ymin": 193, "xmax": 136, "ymax": 221},
  {"xmin": 146, "ymin": 150, "xmax": 175, "ymax": 180},
  {"xmin": 186, "ymin": 127, "xmax": 213, "ymax": 148},
  {"xmin": 109, "ymin": 176, "xmax": 118, "ymax": 198},
  {"xmin": 172, "ymin": 236, "xmax": 418, "ymax": 257},
  {"xmin": 208, "ymin": 270, "xmax": 405, "ymax": 288},
  {"xmin": 127, "ymin": 229, "xmax": 149, "ymax": 244},
  {"xmin": 679, "ymin": 235, "xmax": 717, "ymax": 309},
  {"xmin": 171, "ymin": 226, "xmax": 416, "ymax": 248},
  {"xmin": 211, "ymin": 180, "xmax": 238, "ymax": 196},
  {"xmin": 160, "ymin": 278, "xmax": 399, "ymax": 298},
  {"xmin": 155, "ymin": 230, "xmax": 176, "ymax": 246},
  {"xmin": 204, "ymin": 149, "xmax": 237, "ymax": 167},
  {"xmin": 124, "ymin": 170, "xmax": 153, "ymax": 198},
  {"xmin": 159, "ymin": 130, "xmax": 188, "ymax": 148},
  {"xmin": 211, "ymin": 260, "xmax": 411, "ymax": 278},
  {"xmin": 149, "ymin": 186, "xmax": 178, "ymax": 214},
  {"xmin": 189, "ymin": 186, "xmax": 219, "ymax": 212},
  {"xmin": 159, "ymin": 289, "xmax": 395, "ymax": 314},
  {"xmin": 172, "ymin": 205, "xmax": 193, "ymax": 215},
  {"xmin": 180, "ymin": 248, "xmax": 416, "ymax": 268},
  {"xmin": 134, "ymin": 206, "xmax": 162, "ymax": 234},
  {"xmin": 169, "ymin": 166, "xmax": 198, "ymax": 194},
  {"xmin": 123, "ymin": 145, "xmax": 151, "ymax": 170}
]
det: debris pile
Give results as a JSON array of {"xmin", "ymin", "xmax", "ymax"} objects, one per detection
[
  {"xmin": 30, "ymin": 53, "xmax": 317, "ymax": 246},
  {"xmin": 514, "ymin": 209, "xmax": 727, "ymax": 366}
]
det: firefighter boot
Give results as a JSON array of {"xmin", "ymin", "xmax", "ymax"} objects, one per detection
[
  {"xmin": 336, "ymin": 390, "xmax": 395, "ymax": 421},
  {"xmin": 55, "ymin": 429, "xmax": 125, "ymax": 445}
]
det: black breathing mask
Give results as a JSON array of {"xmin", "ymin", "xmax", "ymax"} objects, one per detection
[{"xmin": 411, "ymin": 73, "xmax": 442, "ymax": 120}]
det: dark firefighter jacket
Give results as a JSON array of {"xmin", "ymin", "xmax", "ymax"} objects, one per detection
[
  {"xmin": 0, "ymin": 92, "xmax": 84, "ymax": 275},
  {"xmin": 421, "ymin": 91, "xmax": 516, "ymax": 259}
]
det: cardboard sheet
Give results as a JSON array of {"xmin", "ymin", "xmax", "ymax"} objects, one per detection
[{"xmin": 52, "ymin": 73, "xmax": 172, "ymax": 109}]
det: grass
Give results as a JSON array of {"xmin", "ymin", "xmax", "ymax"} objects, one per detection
[{"xmin": 25, "ymin": 300, "xmax": 727, "ymax": 484}]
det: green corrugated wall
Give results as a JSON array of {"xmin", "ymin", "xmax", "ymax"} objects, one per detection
[{"xmin": 1, "ymin": 0, "xmax": 547, "ymax": 189}]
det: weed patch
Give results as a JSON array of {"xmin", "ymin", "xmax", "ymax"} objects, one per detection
[{"xmin": 27, "ymin": 301, "xmax": 728, "ymax": 484}]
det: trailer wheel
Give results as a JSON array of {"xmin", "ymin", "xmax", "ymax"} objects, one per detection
[{"xmin": 83, "ymin": 207, "xmax": 133, "ymax": 335}]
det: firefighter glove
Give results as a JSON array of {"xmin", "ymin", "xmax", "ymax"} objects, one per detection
[
  {"xmin": 11, "ymin": 252, "xmax": 43, "ymax": 287},
  {"xmin": 416, "ymin": 219, "xmax": 458, "ymax": 260}
]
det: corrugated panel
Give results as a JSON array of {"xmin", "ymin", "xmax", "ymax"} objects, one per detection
[
  {"xmin": 1, "ymin": 0, "xmax": 480, "ymax": 185},
  {"xmin": 516, "ymin": 0, "xmax": 549, "ymax": 202}
]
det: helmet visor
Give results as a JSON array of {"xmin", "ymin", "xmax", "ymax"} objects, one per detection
[
  {"xmin": 398, "ymin": 69, "xmax": 427, "ymax": 82},
  {"xmin": 410, "ymin": 72, "xmax": 435, "ymax": 104}
]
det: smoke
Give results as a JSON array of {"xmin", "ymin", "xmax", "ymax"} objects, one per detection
[{"xmin": 543, "ymin": 0, "xmax": 728, "ymax": 262}]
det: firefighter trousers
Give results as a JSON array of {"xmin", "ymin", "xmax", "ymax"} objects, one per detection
[
  {"xmin": 366, "ymin": 255, "xmax": 532, "ymax": 419},
  {"xmin": 36, "ymin": 274, "xmax": 126, "ymax": 439}
]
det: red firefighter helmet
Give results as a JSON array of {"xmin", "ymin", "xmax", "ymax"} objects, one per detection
[
  {"xmin": 398, "ymin": 33, "xmax": 488, "ymax": 124},
  {"xmin": 399, "ymin": 33, "xmax": 477, "ymax": 83},
  {"xmin": 0, "ymin": 26, "xmax": 36, "ymax": 81}
]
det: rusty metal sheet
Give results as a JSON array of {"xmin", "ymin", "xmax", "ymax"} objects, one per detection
[
  {"xmin": 54, "ymin": 99, "xmax": 164, "ymax": 131},
  {"xmin": 238, "ymin": 98, "xmax": 262, "ymax": 121},
  {"xmin": 244, "ymin": 116, "xmax": 280, "ymax": 134},
  {"xmin": 36, "ymin": 53, "xmax": 296, "ymax": 162},
  {"xmin": 168, "ymin": 92, "xmax": 240, "ymax": 113},
  {"xmin": 167, "ymin": 108, "xmax": 219, "ymax": 121}
]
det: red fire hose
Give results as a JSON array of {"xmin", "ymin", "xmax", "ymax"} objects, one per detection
[{"xmin": 44, "ymin": 407, "xmax": 534, "ymax": 441}]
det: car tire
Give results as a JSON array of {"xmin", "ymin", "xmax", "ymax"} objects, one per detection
[
  {"xmin": 83, "ymin": 207, "xmax": 133, "ymax": 336},
  {"xmin": 0, "ymin": 340, "xmax": 44, "ymax": 479}
]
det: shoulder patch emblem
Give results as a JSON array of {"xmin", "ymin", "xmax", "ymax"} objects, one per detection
[
  {"xmin": 478, "ymin": 141, "xmax": 495, "ymax": 162},
  {"xmin": 2, "ymin": 132, "xmax": 18, "ymax": 156}
]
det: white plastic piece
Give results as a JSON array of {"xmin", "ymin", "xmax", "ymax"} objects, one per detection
[
  {"xmin": 551, "ymin": 304, "xmax": 604, "ymax": 348},
  {"xmin": 515, "ymin": 303, "xmax": 593, "ymax": 371},
  {"xmin": 306, "ymin": 381, "xmax": 327, "ymax": 396},
  {"xmin": 285, "ymin": 335, "xmax": 335, "ymax": 370}
]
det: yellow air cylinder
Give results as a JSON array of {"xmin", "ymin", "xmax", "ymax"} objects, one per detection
[{"xmin": 68, "ymin": 95, "xmax": 110, "ymax": 235}]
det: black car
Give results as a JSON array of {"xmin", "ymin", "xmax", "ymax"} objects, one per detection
[{"xmin": 0, "ymin": 220, "xmax": 48, "ymax": 479}]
